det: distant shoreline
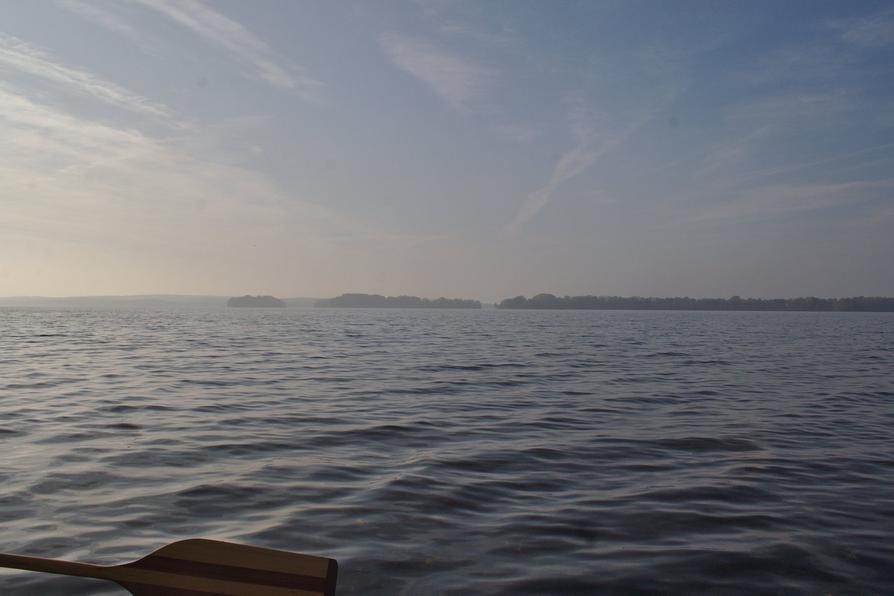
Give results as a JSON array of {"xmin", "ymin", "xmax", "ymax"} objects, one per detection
[
  {"xmin": 227, "ymin": 295, "xmax": 285, "ymax": 308},
  {"xmin": 316, "ymin": 293, "xmax": 481, "ymax": 309},
  {"xmin": 496, "ymin": 294, "xmax": 894, "ymax": 312},
  {"xmin": 2, "ymin": 293, "xmax": 894, "ymax": 312}
]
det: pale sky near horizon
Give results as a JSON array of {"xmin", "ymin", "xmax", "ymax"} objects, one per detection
[{"xmin": 1, "ymin": 0, "xmax": 893, "ymax": 301}]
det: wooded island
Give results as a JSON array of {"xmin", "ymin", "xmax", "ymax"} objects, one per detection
[
  {"xmin": 316, "ymin": 293, "xmax": 481, "ymax": 309},
  {"xmin": 227, "ymin": 295, "xmax": 286, "ymax": 307}
]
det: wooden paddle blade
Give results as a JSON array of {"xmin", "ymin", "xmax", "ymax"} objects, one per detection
[{"xmin": 107, "ymin": 539, "xmax": 337, "ymax": 596}]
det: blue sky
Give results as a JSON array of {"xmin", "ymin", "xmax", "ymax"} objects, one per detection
[{"xmin": 1, "ymin": 0, "xmax": 892, "ymax": 300}]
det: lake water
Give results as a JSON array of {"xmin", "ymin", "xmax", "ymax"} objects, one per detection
[{"xmin": 1, "ymin": 308, "xmax": 892, "ymax": 594}]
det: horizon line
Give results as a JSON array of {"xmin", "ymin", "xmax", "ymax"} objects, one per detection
[{"xmin": 3, "ymin": 292, "xmax": 894, "ymax": 302}]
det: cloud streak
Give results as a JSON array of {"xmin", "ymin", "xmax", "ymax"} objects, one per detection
[
  {"xmin": 0, "ymin": 83, "xmax": 424, "ymax": 297},
  {"xmin": 679, "ymin": 179, "xmax": 894, "ymax": 226},
  {"xmin": 381, "ymin": 33, "xmax": 495, "ymax": 110},
  {"xmin": 58, "ymin": 0, "xmax": 144, "ymax": 41},
  {"xmin": 827, "ymin": 8, "xmax": 894, "ymax": 48},
  {"xmin": 506, "ymin": 124, "xmax": 598, "ymax": 233},
  {"xmin": 0, "ymin": 83, "xmax": 158, "ymax": 159},
  {"xmin": 0, "ymin": 34, "xmax": 175, "ymax": 120},
  {"xmin": 506, "ymin": 44, "xmax": 686, "ymax": 233},
  {"xmin": 134, "ymin": 0, "xmax": 322, "ymax": 100},
  {"xmin": 506, "ymin": 101, "xmax": 661, "ymax": 234}
]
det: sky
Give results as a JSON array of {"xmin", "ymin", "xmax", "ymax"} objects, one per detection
[{"xmin": 1, "ymin": 0, "xmax": 892, "ymax": 301}]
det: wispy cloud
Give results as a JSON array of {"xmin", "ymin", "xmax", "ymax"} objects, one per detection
[
  {"xmin": 506, "ymin": 107, "xmax": 598, "ymax": 233},
  {"xmin": 506, "ymin": 98, "xmax": 665, "ymax": 233},
  {"xmin": 0, "ymin": 83, "xmax": 159, "ymax": 160},
  {"xmin": 701, "ymin": 132, "xmax": 894, "ymax": 192},
  {"xmin": 380, "ymin": 33, "xmax": 495, "ymax": 111},
  {"xmin": 749, "ymin": 9, "xmax": 894, "ymax": 86},
  {"xmin": 133, "ymin": 0, "xmax": 322, "ymax": 100},
  {"xmin": 438, "ymin": 23, "xmax": 517, "ymax": 47},
  {"xmin": 0, "ymin": 34, "xmax": 175, "ymax": 120},
  {"xmin": 504, "ymin": 44, "xmax": 687, "ymax": 233},
  {"xmin": 827, "ymin": 8, "xmax": 894, "ymax": 48},
  {"xmin": 688, "ymin": 87, "xmax": 872, "ymax": 193},
  {"xmin": 0, "ymin": 83, "xmax": 420, "ymax": 296},
  {"xmin": 679, "ymin": 179, "xmax": 894, "ymax": 226},
  {"xmin": 58, "ymin": 0, "xmax": 144, "ymax": 41},
  {"xmin": 497, "ymin": 123, "xmax": 539, "ymax": 144}
]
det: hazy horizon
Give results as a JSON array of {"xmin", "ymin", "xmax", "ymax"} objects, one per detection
[
  {"xmin": 2, "ymin": 290, "xmax": 894, "ymax": 305},
  {"xmin": 3, "ymin": 1, "xmax": 893, "ymax": 300}
]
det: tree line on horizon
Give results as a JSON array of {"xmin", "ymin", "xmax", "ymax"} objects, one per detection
[
  {"xmin": 227, "ymin": 295, "xmax": 286, "ymax": 307},
  {"xmin": 316, "ymin": 293, "xmax": 481, "ymax": 309},
  {"xmin": 496, "ymin": 294, "xmax": 894, "ymax": 312}
]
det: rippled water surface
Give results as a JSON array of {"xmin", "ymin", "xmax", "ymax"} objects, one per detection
[{"xmin": 2, "ymin": 308, "xmax": 893, "ymax": 594}]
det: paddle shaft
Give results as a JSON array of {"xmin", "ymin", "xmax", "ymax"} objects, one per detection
[{"xmin": 0, "ymin": 552, "xmax": 108, "ymax": 580}]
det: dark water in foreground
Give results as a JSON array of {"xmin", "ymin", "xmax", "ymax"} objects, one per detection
[{"xmin": 1, "ymin": 308, "xmax": 892, "ymax": 595}]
